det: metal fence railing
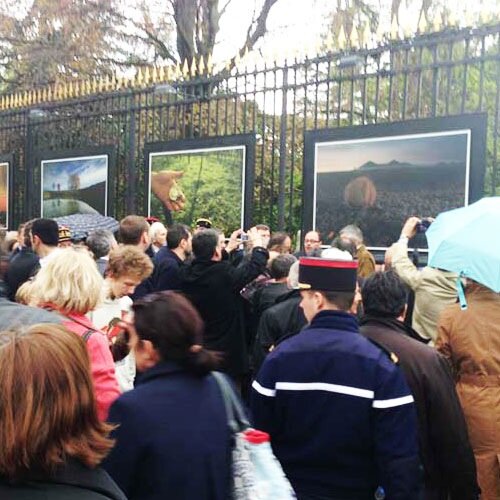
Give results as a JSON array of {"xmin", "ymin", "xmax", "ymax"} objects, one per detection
[{"xmin": 0, "ymin": 24, "xmax": 498, "ymax": 231}]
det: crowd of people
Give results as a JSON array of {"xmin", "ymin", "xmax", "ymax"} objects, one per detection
[{"xmin": 0, "ymin": 212, "xmax": 498, "ymax": 500}]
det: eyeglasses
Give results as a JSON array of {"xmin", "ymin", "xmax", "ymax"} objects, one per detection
[{"xmin": 304, "ymin": 239, "xmax": 320, "ymax": 243}]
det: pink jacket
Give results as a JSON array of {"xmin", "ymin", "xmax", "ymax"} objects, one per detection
[{"xmin": 61, "ymin": 312, "xmax": 121, "ymax": 421}]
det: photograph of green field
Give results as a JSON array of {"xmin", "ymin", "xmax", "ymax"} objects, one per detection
[
  {"xmin": 41, "ymin": 155, "xmax": 108, "ymax": 218},
  {"xmin": 0, "ymin": 162, "xmax": 8, "ymax": 227},
  {"xmin": 149, "ymin": 146, "xmax": 245, "ymax": 233}
]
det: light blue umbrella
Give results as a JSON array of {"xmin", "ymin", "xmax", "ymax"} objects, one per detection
[{"xmin": 427, "ymin": 197, "xmax": 500, "ymax": 308}]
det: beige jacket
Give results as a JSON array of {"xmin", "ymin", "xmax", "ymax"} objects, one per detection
[
  {"xmin": 391, "ymin": 241, "xmax": 457, "ymax": 342},
  {"xmin": 436, "ymin": 287, "xmax": 500, "ymax": 500}
]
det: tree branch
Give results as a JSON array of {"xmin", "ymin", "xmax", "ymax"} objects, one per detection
[{"xmin": 222, "ymin": 0, "xmax": 279, "ymax": 74}]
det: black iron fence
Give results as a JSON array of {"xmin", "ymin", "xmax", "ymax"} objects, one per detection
[{"xmin": 0, "ymin": 24, "xmax": 499, "ymax": 231}]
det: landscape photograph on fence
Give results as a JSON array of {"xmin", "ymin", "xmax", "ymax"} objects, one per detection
[
  {"xmin": 0, "ymin": 161, "xmax": 8, "ymax": 227},
  {"xmin": 148, "ymin": 145, "xmax": 246, "ymax": 233},
  {"xmin": 313, "ymin": 129, "xmax": 471, "ymax": 248},
  {"xmin": 41, "ymin": 155, "xmax": 108, "ymax": 218}
]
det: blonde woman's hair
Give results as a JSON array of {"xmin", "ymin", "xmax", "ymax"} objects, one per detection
[
  {"xmin": 15, "ymin": 279, "xmax": 38, "ymax": 306},
  {"xmin": 32, "ymin": 247, "xmax": 104, "ymax": 314}
]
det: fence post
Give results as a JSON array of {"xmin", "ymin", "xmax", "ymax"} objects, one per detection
[
  {"xmin": 126, "ymin": 104, "xmax": 137, "ymax": 215},
  {"xmin": 278, "ymin": 65, "xmax": 288, "ymax": 230},
  {"xmin": 24, "ymin": 112, "xmax": 34, "ymax": 221}
]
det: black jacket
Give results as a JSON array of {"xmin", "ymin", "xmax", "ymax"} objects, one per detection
[
  {"xmin": 5, "ymin": 248, "xmax": 39, "ymax": 300},
  {"xmin": 253, "ymin": 289, "xmax": 307, "ymax": 372},
  {"xmin": 359, "ymin": 315, "xmax": 479, "ymax": 500},
  {"xmin": 152, "ymin": 247, "xmax": 184, "ymax": 292},
  {"xmin": 250, "ymin": 281, "xmax": 289, "ymax": 317},
  {"xmin": 0, "ymin": 460, "xmax": 126, "ymax": 500},
  {"xmin": 179, "ymin": 246, "xmax": 268, "ymax": 376}
]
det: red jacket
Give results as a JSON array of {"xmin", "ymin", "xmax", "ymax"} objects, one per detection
[{"xmin": 62, "ymin": 312, "xmax": 120, "ymax": 421}]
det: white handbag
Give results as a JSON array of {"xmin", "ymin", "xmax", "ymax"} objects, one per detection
[{"xmin": 212, "ymin": 372, "xmax": 296, "ymax": 500}]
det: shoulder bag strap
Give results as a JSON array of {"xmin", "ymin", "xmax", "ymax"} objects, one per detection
[
  {"xmin": 81, "ymin": 329, "xmax": 94, "ymax": 343},
  {"xmin": 212, "ymin": 371, "xmax": 251, "ymax": 433}
]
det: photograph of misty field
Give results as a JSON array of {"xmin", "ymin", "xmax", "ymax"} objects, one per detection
[
  {"xmin": 41, "ymin": 155, "xmax": 108, "ymax": 218},
  {"xmin": 150, "ymin": 147, "xmax": 244, "ymax": 233},
  {"xmin": 0, "ymin": 162, "xmax": 8, "ymax": 227},
  {"xmin": 315, "ymin": 131, "xmax": 469, "ymax": 247}
]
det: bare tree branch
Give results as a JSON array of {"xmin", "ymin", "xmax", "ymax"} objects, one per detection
[
  {"xmin": 224, "ymin": 0, "xmax": 279, "ymax": 73},
  {"xmin": 219, "ymin": 0, "xmax": 234, "ymax": 17}
]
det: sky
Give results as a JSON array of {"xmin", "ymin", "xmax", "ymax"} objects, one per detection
[
  {"xmin": 316, "ymin": 131, "xmax": 469, "ymax": 173},
  {"xmin": 215, "ymin": 0, "xmax": 500, "ymax": 63},
  {"xmin": 43, "ymin": 156, "xmax": 107, "ymax": 191},
  {"xmin": 7, "ymin": 0, "xmax": 499, "ymax": 67}
]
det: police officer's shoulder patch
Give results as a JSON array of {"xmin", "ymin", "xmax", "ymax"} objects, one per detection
[{"xmin": 366, "ymin": 338, "xmax": 399, "ymax": 365}]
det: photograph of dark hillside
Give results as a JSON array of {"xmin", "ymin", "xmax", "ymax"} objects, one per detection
[
  {"xmin": 150, "ymin": 147, "xmax": 245, "ymax": 233},
  {"xmin": 42, "ymin": 156, "xmax": 108, "ymax": 218},
  {"xmin": 0, "ymin": 162, "xmax": 8, "ymax": 227},
  {"xmin": 315, "ymin": 131, "xmax": 469, "ymax": 247}
]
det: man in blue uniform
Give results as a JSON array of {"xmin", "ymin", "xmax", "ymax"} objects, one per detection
[{"xmin": 251, "ymin": 256, "xmax": 421, "ymax": 500}]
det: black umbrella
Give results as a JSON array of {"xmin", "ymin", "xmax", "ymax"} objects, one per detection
[{"xmin": 53, "ymin": 213, "xmax": 119, "ymax": 241}]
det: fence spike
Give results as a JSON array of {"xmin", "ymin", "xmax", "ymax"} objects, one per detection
[
  {"xmin": 376, "ymin": 21, "xmax": 386, "ymax": 44},
  {"xmin": 338, "ymin": 24, "xmax": 347, "ymax": 49},
  {"xmin": 190, "ymin": 57, "xmax": 197, "ymax": 77},
  {"xmin": 136, "ymin": 67, "xmax": 144, "ymax": 86},
  {"xmin": 242, "ymin": 46, "xmax": 250, "ymax": 67},
  {"xmin": 360, "ymin": 25, "xmax": 368, "ymax": 48},
  {"xmin": 418, "ymin": 15, "xmax": 427, "ymax": 33},
  {"xmin": 199, "ymin": 55, "xmax": 205, "ymax": 75},
  {"xmin": 151, "ymin": 66, "xmax": 158, "ymax": 83},
  {"xmin": 350, "ymin": 27, "xmax": 359, "ymax": 48},
  {"xmin": 181, "ymin": 59, "xmax": 189, "ymax": 78},
  {"xmin": 391, "ymin": 17, "xmax": 399, "ymax": 39},
  {"xmin": 447, "ymin": 11, "xmax": 457, "ymax": 27},
  {"xmin": 206, "ymin": 54, "xmax": 213, "ymax": 75},
  {"xmin": 164, "ymin": 65, "xmax": 171, "ymax": 81},
  {"xmin": 234, "ymin": 51, "xmax": 241, "ymax": 69},
  {"xmin": 432, "ymin": 16, "xmax": 441, "ymax": 32}
]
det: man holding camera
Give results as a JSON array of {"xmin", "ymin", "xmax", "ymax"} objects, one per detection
[
  {"xmin": 391, "ymin": 216, "xmax": 457, "ymax": 343},
  {"xmin": 179, "ymin": 227, "xmax": 269, "ymax": 381}
]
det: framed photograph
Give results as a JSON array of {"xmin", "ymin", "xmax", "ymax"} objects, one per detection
[
  {"xmin": 303, "ymin": 114, "xmax": 487, "ymax": 249},
  {"xmin": 0, "ymin": 154, "xmax": 13, "ymax": 228},
  {"xmin": 144, "ymin": 135, "xmax": 255, "ymax": 232},
  {"xmin": 39, "ymin": 148, "xmax": 115, "ymax": 218}
]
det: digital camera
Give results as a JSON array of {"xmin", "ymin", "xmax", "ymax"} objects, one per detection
[{"xmin": 416, "ymin": 218, "xmax": 432, "ymax": 234}]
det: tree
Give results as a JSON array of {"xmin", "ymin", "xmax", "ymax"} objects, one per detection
[
  {"xmin": 131, "ymin": 0, "xmax": 280, "ymax": 70},
  {"xmin": 0, "ymin": 0, "xmax": 133, "ymax": 91}
]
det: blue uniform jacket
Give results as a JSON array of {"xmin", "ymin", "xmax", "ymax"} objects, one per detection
[
  {"xmin": 251, "ymin": 310, "xmax": 421, "ymax": 500},
  {"xmin": 103, "ymin": 361, "xmax": 231, "ymax": 500}
]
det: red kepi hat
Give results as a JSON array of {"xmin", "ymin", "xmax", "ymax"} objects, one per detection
[{"xmin": 298, "ymin": 257, "xmax": 358, "ymax": 292}]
